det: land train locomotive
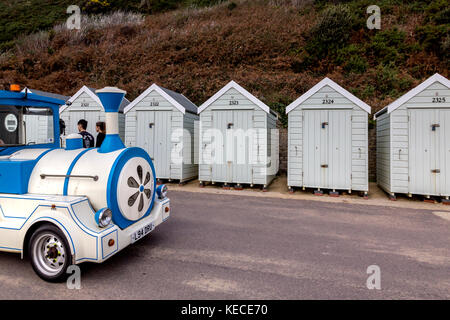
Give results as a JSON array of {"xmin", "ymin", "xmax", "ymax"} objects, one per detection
[{"xmin": 0, "ymin": 86, "xmax": 170, "ymax": 282}]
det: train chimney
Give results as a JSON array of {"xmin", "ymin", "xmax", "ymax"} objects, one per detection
[{"xmin": 96, "ymin": 87, "xmax": 126, "ymax": 153}]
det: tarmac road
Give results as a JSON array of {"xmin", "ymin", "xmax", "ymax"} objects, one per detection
[{"xmin": 0, "ymin": 191, "xmax": 449, "ymax": 299}]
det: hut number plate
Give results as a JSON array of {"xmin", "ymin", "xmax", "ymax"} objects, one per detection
[
  {"xmin": 131, "ymin": 222, "xmax": 155, "ymax": 243},
  {"xmin": 432, "ymin": 97, "xmax": 446, "ymax": 103},
  {"xmin": 322, "ymin": 99, "xmax": 334, "ymax": 104}
]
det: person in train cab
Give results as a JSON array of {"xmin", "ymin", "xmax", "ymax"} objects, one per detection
[
  {"xmin": 59, "ymin": 119, "xmax": 66, "ymax": 136},
  {"xmin": 95, "ymin": 121, "xmax": 106, "ymax": 148},
  {"xmin": 77, "ymin": 119, "xmax": 95, "ymax": 148}
]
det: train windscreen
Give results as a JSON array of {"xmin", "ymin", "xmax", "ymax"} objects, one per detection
[{"xmin": 0, "ymin": 106, "xmax": 54, "ymax": 146}]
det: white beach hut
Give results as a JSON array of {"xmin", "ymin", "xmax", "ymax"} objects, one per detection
[
  {"xmin": 198, "ymin": 81, "xmax": 279, "ymax": 190},
  {"xmin": 286, "ymin": 78, "xmax": 371, "ymax": 196},
  {"xmin": 375, "ymin": 73, "xmax": 450, "ymax": 202},
  {"xmin": 124, "ymin": 84, "xmax": 199, "ymax": 183}
]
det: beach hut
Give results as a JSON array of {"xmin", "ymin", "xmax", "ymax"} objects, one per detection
[
  {"xmin": 124, "ymin": 84, "xmax": 199, "ymax": 183},
  {"xmin": 198, "ymin": 81, "xmax": 279, "ymax": 190},
  {"xmin": 59, "ymin": 86, "xmax": 129, "ymax": 140},
  {"xmin": 375, "ymin": 73, "xmax": 450, "ymax": 202},
  {"xmin": 286, "ymin": 78, "xmax": 371, "ymax": 196}
]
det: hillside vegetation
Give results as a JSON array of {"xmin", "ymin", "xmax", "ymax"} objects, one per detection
[
  {"xmin": 0, "ymin": 0, "xmax": 448, "ymax": 125},
  {"xmin": 0, "ymin": 0, "xmax": 223, "ymax": 51}
]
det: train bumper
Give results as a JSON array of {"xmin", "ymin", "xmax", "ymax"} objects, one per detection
[{"xmin": 79, "ymin": 198, "xmax": 170, "ymax": 264}]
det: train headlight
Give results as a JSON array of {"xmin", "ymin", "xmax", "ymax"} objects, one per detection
[
  {"xmin": 95, "ymin": 208, "xmax": 113, "ymax": 228},
  {"xmin": 156, "ymin": 185, "xmax": 168, "ymax": 199}
]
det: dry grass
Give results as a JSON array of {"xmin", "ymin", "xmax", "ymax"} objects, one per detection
[
  {"xmin": 15, "ymin": 31, "xmax": 50, "ymax": 56},
  {"xmin": 268, "ymin": 0, "xmax": 314, "ymax": 8},
  {"xmin": 55, "ymin": 10, "xmax": 144, "ymax": 32},
  {"xmin": 52, "ymin": 11, "xmax": 144, "ymax": 45}
]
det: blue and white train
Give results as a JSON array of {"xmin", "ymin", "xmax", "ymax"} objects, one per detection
[{"xmin": 0, "ymin": 85, "xmax": 170, "ymax": 282}]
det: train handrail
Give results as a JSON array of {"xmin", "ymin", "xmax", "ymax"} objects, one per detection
[{"xmin": 40, "ymin": 174, "xmax": 99, "ymax": 181}]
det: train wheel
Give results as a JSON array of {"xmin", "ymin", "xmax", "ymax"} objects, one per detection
[{"xmin": 29, "ymin": 224, "xmax": 71, "ymax": 282}]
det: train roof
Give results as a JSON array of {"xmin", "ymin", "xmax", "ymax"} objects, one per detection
[
  {"xmin": 0, "ymin": 89, "xmax": 65, "ymax": 109},
  {"xmin": 21, "ymin": 88, "xmax": 70, "ymax": 103}
]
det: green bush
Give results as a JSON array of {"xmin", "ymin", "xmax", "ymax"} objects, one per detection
[
  {"xmin": 345, "ymin": 55, "xmax": 369, "ymax": 73},
  {"xmin": 0, "ymin": 0, "xmax": 75, "ymax": 52},
  {"xmin": 374, "ymin": 63, "xmax": 398, "ymax": 97},
  {"xmin": 227, "ymin": 1, "xmax": 237, "ymax": 11},
  {"xmin": 374, "ymin": 63, "xmax": 413, "ymax": 98},
  {"xmin": 415, "ymin": 24, "xmax": 449, "ymax": 58},
  {"xmin": 424, "ymin": 0, "xmax": 450, "ymax": 24},
  {"xmin": 361, "ymin": 84, "xmax": 375, "ymax": 99},
  {"xmin": 305, "ymin": 4, "xmax": 355, "ymax": 60},
  {"xmin": 268, "ymin": 99, "xmax": 291, "ymax": 128},
  {"xmin": 336, "ymin": 44, "xmax": 368, "ymax": 73},
  {"xmin": 431, "ymin": 7, "xmax": 450, "ymax": 24},
  {"xmin": 83, "ymin": 0, "xmax": 184, "ymax": 14},
  {"xmin": 367, "ymin": 28, "xmax": 407, "ymax": 66},
  {"xmin": 442, "ymin": 35, "xmax": 450, "ymax": 58}
]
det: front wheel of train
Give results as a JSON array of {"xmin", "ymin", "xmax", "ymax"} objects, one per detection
[{"xmin": 28, "ymin": 224, "xmax": 71, "ymax": 282}]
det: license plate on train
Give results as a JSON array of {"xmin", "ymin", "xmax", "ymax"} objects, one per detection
[{"xmin": 131, "ymin": 222, "xmax": 155, "ymax": 244}]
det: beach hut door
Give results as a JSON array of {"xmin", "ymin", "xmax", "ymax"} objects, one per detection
[{"xmin": 409, "ymin": 109, "xmax": 438, "ymax": 195}]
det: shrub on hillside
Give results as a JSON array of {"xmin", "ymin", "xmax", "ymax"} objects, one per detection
[
  {"xmin": 306, "ymin": 4, "xmax": 355, "ymax": 58},
  {"xmin": 268, "ymin": 98, "xmax": 292, "ymax": 127},
  {"xmin": 415, "ymin": 24, "xmax": 448, "ymax": 59},
  {"xmin": 423, "ymin": 0, "xmax": 450, "ymax": 24},
  {"xmin": 442, "ymin": 35, "xmax": 450, "ymax": 56},
  {"xmin": 82, "ymin": 0, "xmax": 183, "ymax": 13},
  {"xmin": 374, "ymin": 63, "xmax": 413, "ymax": 98},
  {"xmin": 296, "ymin": 4, "xmax": 356, "ymax": 71},
  {"xmin": 336, "ymin": 44, "xmax": 368, "ymax": 74},
  {"xmin": 366, "ymin": 28, "xmax": 408, "ymax": 66}
]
